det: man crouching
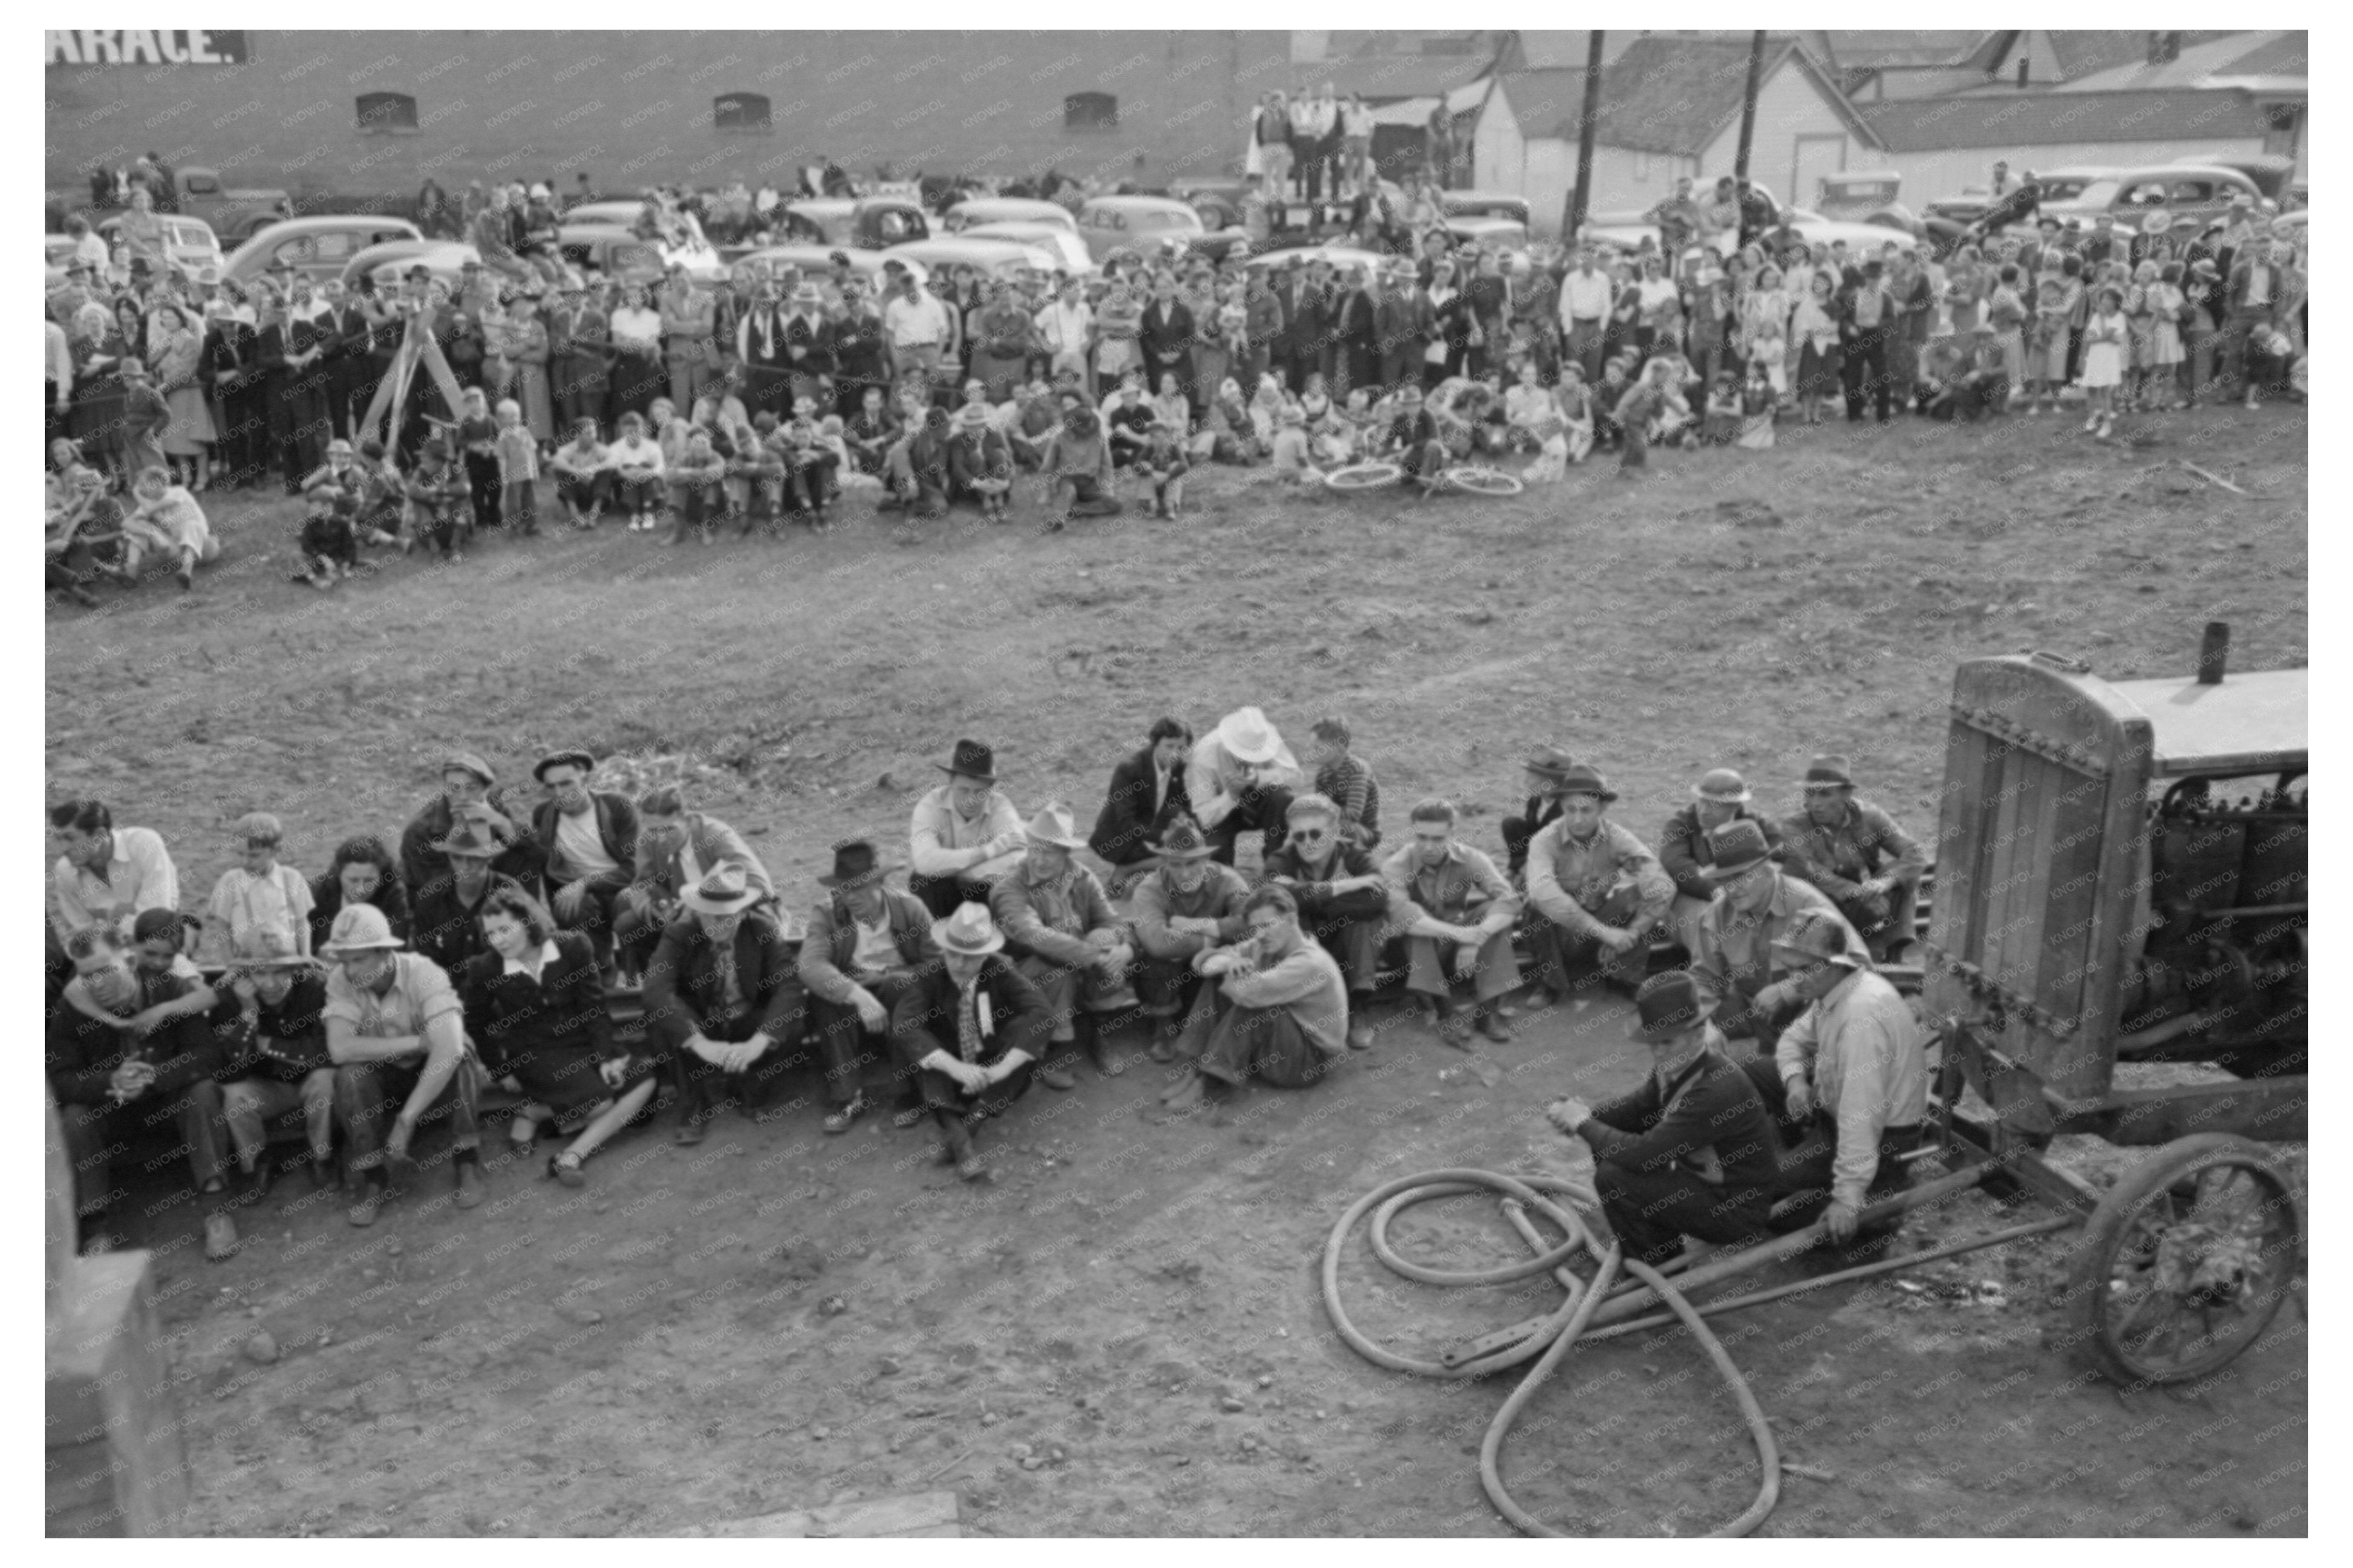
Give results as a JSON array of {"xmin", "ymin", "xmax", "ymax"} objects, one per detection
[
  {"xmin": 1158, "ymin": 884, "xmax": 1348, "ymax": 1112},
  {"xmin": 889, "ymin": 903, "xmax": 1049, "ymax": 1181}
]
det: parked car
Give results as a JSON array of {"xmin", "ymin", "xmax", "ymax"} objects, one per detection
[
  {"xmin": 1922, "ymin": 166, "xmax": 2118, "ymax": 227},
  {"xmin": 942, "ymin": 198, "xmax": 1077, "ymax": 235},
  {"xmin": 778, "ymin": 197, "xmax": 930, "ymax": 250},
  {"xmin": 346, "ymin": 240, "xmax": 480, "ymax": 295},
  {"xmin": 2037, "ymin": 165, "xmax": 2265, "ymax": 234},
  {"xmin": 1445, "ymin": 214, "xmax": 1529, "ymax": 249},
  {"xmin": 1812, "ymin": 171, "xmax": 1904, "ymax": 221},
  {"xmin": 223, "ymin": 215, "xmax": 425, "ymax": 287},
  {"xmin": 1582, "ymin": 188, "xmax": 1914, "ymax": 260},
  {"xmin": 954, "ymin": 221, "xmax": 1095, "ymax": 277},
  {"xmin": 1440, "ymin": 189, "xmax": 1533, "ymax": 227},
  {"xmin": 2195, "ymin": 153, "xmax": 2298, "ymax": 205},
  {"xmin": 556, "ymin": 204, "xmax": 727, "ymax": 281},
  {"xmin": 729, "ymin": 244, "xmax": 927, "ymax": 291},
  {"xmin": 880, "ymin": 237, "xmax": 1059, "ymax": 284},
  {"xmin": 56, "ymin": 165, "xmax": 292, "ymax": 241},
  {"xmin": 1242, "ymin": 244, "xmax": 1390, "ymax": 277},
  {"xmin": 1075, "ymin": 195, "xmax": 1208, "ymax": 264},
  {"xmin": 94, "ymin": 212, "xmax": 224, "ymax": 282}
]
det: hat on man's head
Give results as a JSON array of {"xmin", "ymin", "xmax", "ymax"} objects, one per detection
[
  {"xmin": 791, "ymin": 283, "xmax": 823, "ymax": 307},
  {"xmin": 432, "ymin": 820, "xmax": 503, "ymax": 859},
  {"xmin": 321, "ymin": 904, "xmax": 405, "ymax": 955},
  {"xmin": 1770, "ymin": 907, "xmax": 1863, "ymax": 972},
  {"xmin": 936, "ymin": 737, "xmax": 997, "ymax": 783},
  {"xmin": 818, "ymin": 838, "xmax": 894, "ymax": 889},
  {"xmin": 1525, "ymin": 744, "xmax": 1577, "ymax": 781},
  {"xmin": 2141, "ymin": 211, "xmax": 2176, "ymax": 238},
  {"xmin": 682, "ymin": 861, "xmax": 763, "ymax": 915},
  {"xmin": 1022, "ymin": 803, "xmax": 1089, "ymax": 851},
  {"xmin": 1146, "ymin": 815, "xmax": 1215, "ymax": 861},
  {"xmin": 534, "ymin": 748, "xmax": 596, "ymax": 782},
  {"xmin": 1702, "ymin": 820, "xmax": 1778, "ymax": 880},
  {"xmin": 1554, "ymin": 762, "xmax": 1617, "ymax": 803},
  {"xmin": 1803, "ymin": 754, "xmax": 1855, "ymax": 791},
  {"xmin": 1694, "ymin": 767, "xmax": 1752, "ymax": 805},
  {"xmin": 441, "ymin": 750, "xmax": 495, "ymax": 786},
  {"xmin": 953, "ymin": 402, "xmax": 992, "ymax": 431},
  {"xmin": 1628, "ymin": 970, "xmax": 1707, "ymax": 1042},
  {"xmin": 131, "ymin": 908, "xmax": 184, "ymax": 947},
  {"xmin": 933, "ymin": 901, "xmax": 1007, "ymax": 956},
  {"xmin": 1215, "ymin": 706, "xmax": 1284, "ymax": 766},
  {"xmin": 326, "ymin": 438, "xmax": 354, "ymax": 457}
]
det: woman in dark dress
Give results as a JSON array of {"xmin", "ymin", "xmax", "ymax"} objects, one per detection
[
  {"xmin": 462, "ymin": 887, "xmax": 653, "ymax": 1186},
  {"xmin": 307, "ymin": 835, "xmax": 413, "ymax": 953}
]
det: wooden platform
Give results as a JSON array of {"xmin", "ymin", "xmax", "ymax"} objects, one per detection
[{"xmin": 673, "ymin": 1490, "xmax": 961, "ymax": 1539}]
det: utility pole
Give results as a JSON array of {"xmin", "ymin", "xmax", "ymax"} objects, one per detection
[
  {"xmin": 1564, "ymin": 30, "xmax": 1604, "ymax": 243},
  {"xmin": 1734, "ymin": 30, "xmax": 1766, "ymax": 183}
]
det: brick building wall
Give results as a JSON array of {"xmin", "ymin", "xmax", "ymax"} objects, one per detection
[{"xmin": 45, "ymin": 30, "xmax": 1291, "ymax": 195}]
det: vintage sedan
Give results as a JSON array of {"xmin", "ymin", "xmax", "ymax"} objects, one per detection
[
  {"xmin": 223, "ymin": 215, "xmax": 425, "ymax": 287},
  {"xmin": 942, "ymin": 197, "xmax": 1078, "ymax": 235},
  {"xmin": 953, "ymin": 221, "xmax": 1095, "ymax": 276},
  {"xmin": 1075, "ymin": 195, "xmax": 1208, "ymax": 264},
  {"xmin": 880, "ymin": 237, "xmax": 1060, "ymax": 284}
]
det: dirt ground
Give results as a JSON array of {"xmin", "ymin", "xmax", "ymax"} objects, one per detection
[{"xmin": 45, "ymin": 404, "xmax": 2308, "ymax": 1537}]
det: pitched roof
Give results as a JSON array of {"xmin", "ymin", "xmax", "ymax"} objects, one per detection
[
  {"xmin": 1818, "ymin": 31, "xmax": 1988, "ymax": 71},
  {"xmin": 1859, "ymin": 88, "xmax": 2270, "ymax": 152},
  {"xmin": 2060, "ymin": 30, "xmax": 2306, "ymax": 93},
  {"xmin": 1503, "ymin": 37, "xmax": 1881, "ymax": 155},
  {"xmin": 2046, "ymin": 30, "xmax": 2165, "ymax": 80}
]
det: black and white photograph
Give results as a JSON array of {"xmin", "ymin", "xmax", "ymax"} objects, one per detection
[{"xmin": 39, "ymin": 19, "xmax": 2313, "ymax": 1539}]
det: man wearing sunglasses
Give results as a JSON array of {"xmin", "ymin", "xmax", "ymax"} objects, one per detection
[{"xmin": 1260, "ymin": 792, "xmax": 1390, "ymax": 1051}]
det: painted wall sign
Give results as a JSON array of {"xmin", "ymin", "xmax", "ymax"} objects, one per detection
[{"xmin": 45, "ymin": 31, "xmax": 250, "ymax": 67}]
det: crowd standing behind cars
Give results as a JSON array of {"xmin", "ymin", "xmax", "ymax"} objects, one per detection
[{"xmin": 47, "ymin": 157, "xmax": 2308, "ymax": 599}]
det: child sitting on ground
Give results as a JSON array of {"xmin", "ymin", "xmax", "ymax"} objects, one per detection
[
  {"xmin": 549, "ymin": 418, "xmax": 610, "ymax": 530},
  {"xmin": 732, "ymin": 412, "xmax": 789, "ymax": 526},
  {"xmin": 405, "ymin": 436, "xmax": 472, "ymax": 560},
  {"xmin": 298, "ymin": 491, "xmax": 358, "ymax": 589},
  {"xmin": 1138, "ymin": 417, "xmax": 1190, "ymax": 520},
  {"xmin": 666, "ymin": 424, "xmax": 728, "ymax": 545},
  {"xmin": 1736, "ymin": 361, "xmax": 1778, "ymax": 449},
  {"xmin": 120, "ymin": 467, "xmax": 217, "ymax": 590},
  {"xmin": 1702, "ymin": 372, "xmax": 1743, "ymax": 445},
  {"xmin": 1269, "ymin": 404, "xmax": 1321, "ymax": 485}
]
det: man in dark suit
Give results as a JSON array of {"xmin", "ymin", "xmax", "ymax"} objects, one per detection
[
  {"xmin": 1276, "ymin": 259, "xmax": 1331, "ymax": 393},
  {"xmin": 1545, "ymin": 970, "xmax": 1786, "ymax": 1265},
  {"xmin": 643, "ymin": 863, "xmax": 808, "ymax": 1143},
  {"xmin": 1087, "ymin": 717, "xmax": 1195, "ymax": 895},
  {"xmin": 1137, "ymin": 273, "xmax": 1195, "ymax": 411},
  {"xmin": 889, "ymin": 903, "xmax": 1050, "ymax": 1180}
]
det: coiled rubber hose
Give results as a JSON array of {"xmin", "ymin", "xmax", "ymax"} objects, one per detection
[{"xmin": 1321, "ymin": 1168, "xmax": 1781, "ymax": 1538}]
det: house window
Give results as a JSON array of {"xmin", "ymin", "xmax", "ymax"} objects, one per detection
[
  {"xmin": 355, "ymin": 92, "xmax": 417, "ymax": 134},
  {"xmin": 1065, "ymin": 92, "xmax": 1117, "ymax": 131},
  {"xmin": 714, "ymin": 93, "xmax": 771, "ymax": 134}
]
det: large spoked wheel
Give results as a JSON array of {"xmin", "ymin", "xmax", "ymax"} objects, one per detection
[
  {"xmin": 1324, "ymin": 461, "xmax": 1402, "ymax": 492},
  {"xmin": 2071, "ymin": 1133, "xmax": 2302, "ymax": 1386},
  {"xmin": 1442, "ymin": 465, "xmax": 1524, "ymax": 497}
]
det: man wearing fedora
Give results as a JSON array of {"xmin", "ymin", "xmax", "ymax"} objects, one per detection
[
  {"xmin": 1658, "ymin": 768, "xmax": 1785, "ymax": 958},
  {"xmin": 399, "ymin": 750, "xmax": 542, "ymax": 898},
  {"xmin": 1764, "ymin": 909, "xmax": 1930, "ymax": 1245},
  {"xmin": 1087, "ymin": 717, "xmax": 1197, "ymax": 897},
  {"xmin": 947, "ymin": 401, "xmax": 1016, "ymax": 521},
  {"xmin": 799, "ymin": 838, "xmax": 941, "ymax": 1134},
  {"xmin": 1187, "ymin": 706, "xmax": 1301, "ymax": 869},
  {"xmin": 1689, "ymin": 820, "xmax": 1868, "ymax": 1056},
  {"xmin": 908, "ymin": 738, "xmax": 1028, "ymax": 920},
  {"xmin": 410, "ymin": 820, "xmax": 531, "ymax": 981},
  {"xmin": 990, "ymin": 804, "xmax": 1138, "ymax": 1087},
  {"xmin": 889, "ymin": 903, "xmax": 1051, "ymax": 1180},
  {"xmin": 619, "ymin": 785, "xmax": 774, "ymax": 985},
  {"xmin": 1499, "ymin": 744, "xmax": 1576, "ymax": 882},
  {"xmin": 642, "ymin": 863, "xmax": 808, "ymax": 1143},
  {"xmin": 1385, "ymin": 799, "xmax": 1522, "ymax": 1048},
  {"xmin": 1777, "ymin": 755, "xmax": 1925, "ymax": 964},
  {"xmin": 1262, "ymin": 792, "xmax": 1391, "ymax": 1051},
  {"xmin": 1160, "ymin": 884, "xmax": 1349, "ymax": 1112},
  {"xmin": 1545, "ymin": 970, "xmax": 1786, "ymax": 1266},
  {"xmin": 1523, "ymin": 764, "xmax": 1674, "ymax": 1001},
  {"xmin": 1128, "ymin": 815, "xmax": 1253, "ymax": 1060},
  {"xmin": 529, "ymin": 749, "xmax": 641, "ymax": 977},
  {"xmin": 320, "ymin": 903, "xmax": 483, "ymax": 1227}
]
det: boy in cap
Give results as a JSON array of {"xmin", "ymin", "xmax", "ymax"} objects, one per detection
[
  {"xmin": 403, "ymin": 436, "xmax": 471, "ymax": 560},
  {"xmin": 207, "ymin": 812, "xmax": 316, "ymax": 961}
]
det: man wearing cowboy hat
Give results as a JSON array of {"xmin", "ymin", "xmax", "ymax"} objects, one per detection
[
  {"xmin": 1087, "ymin": 716, "xmax": 1198, "ymax": 895},
  {"xmin": 217, "ymin": 950, "xmax": 339, "ymax": 1202},
  {"xmin": 888, "ymin": 903, "xmax": 1051, "ymax": 1180},
  {"xmin": 1659, "ymin": 768, "xmax": 1786, "ymax": 958},
  {"xmin": 1523, "ymin": 764, "xmax": 1674, "ymax": 1001},
  {"xmin": 529, "ymin": 749, "xmax": 640, "ymax": 976},
  {"xmin": 1159, "ymin": 883, "xmax": 1348, "ymax": 1112},
  {"xmin": 947, "ymin": 401, "xmax": 1015, "ymax": 521},
  {"xmin": 1688, "ymin": 820, "xmax": 1868, "ymax": 1055},
  {"xmin": 643, "ymin": 862, "xmax": 808, "ymax": 1143},
  {"xmin": 908, "ymin": 738, "xmax": 1027, "ymax": 920},
  {"xmin": 1777, "ymin": 755, "xmax": 1924, "ymax": 964},
  {"xmin": 1128, "ymin": 815, "xmax": 1252, "ymax": 1059},
  {"xmin": 1262, "ymin": 792, "xmax": 1391, "ymax": 1051},
  {"xmin": 400, "ymin": 750, "xmax": 541, "ymax": 897},
  {"xmin": 1500, "ymin": 745, "xmax": 1578, "ymax": 883},
  {"xmin": 989, "ymin": 804, "xmax": 1137, "ymax": 1088},
  {"xmin": 1186, "ymin": 706, "xmax": 1301, "ymax": 869},
  {"xmin": 1383, "ymin": 798, "xmax": 1522, "ymax": 1048},
  {"xmin": 799, "ymin": 838, "xmax": 941, "ymax": 1134},
  {"xmin": 1544, "ymin": 970, "xmax": 1786, "ymax": 1266},
  {"xmin": 1039, "ymin": 402, "xmax": 1121, "ymax": 533},
  {"xmin": 1764, "ymin": 909, "xmax": 1929, "ymax": 1245},
  {"xmin": 781, "ymin": 281, "xmax": 837, "ymax": 411},
  {"xmin": 410, "ymin": 820, "xmax": 532, "ymax": 979},
  {"xmin": 320, "ymin": 903, "xmax": 483, "ymax": 1226}
]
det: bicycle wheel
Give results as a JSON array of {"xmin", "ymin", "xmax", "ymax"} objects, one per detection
[
  {"xmin": 1324, "ymin": 462, "xmax": 1403, "ymax": 492},
  {"xmin": 1443, "ymin": 466, "xmax": 1524, "ymax": 497}
]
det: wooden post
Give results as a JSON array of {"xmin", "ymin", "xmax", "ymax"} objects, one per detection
[
  {"xmin": 1734, "ymin": 30, "xmax": 1767, "ymax": 183},
  {"xmin": 1562, "ymin": 31, "xmax": 1605, "ymax": 244}
]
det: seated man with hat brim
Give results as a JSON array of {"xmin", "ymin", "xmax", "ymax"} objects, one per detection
[
  {"xmin": 1038, "ymin": 402, "xmax": 1122, "ymax": 534},
  {"xmin": 887, "ymin": 903, "xmax": 1052, "ymax": 1181},
  {"xmin": 1127, "ymin": 815, "xmax": 1253, "ymax": 1062},
  {"xmin": 1658, "ymin": 768, "xmax": 1786, "ymax": 958},
  {"xmin": 1383, "ymin": 798, "xmax": 1522, "ymax": 1049},
  {"xmin": 1688, "ymin": 820, "xmax": 1869, "ymax": 1056},
  {"xmin": 988, "ymin": 804, "xmax": 1139, "ymax": 1088},
  {"xmin": 642, "ymin": 863, "xmax": 808, "ymax": 1143},
  {"xmin": 947, "ymin": 400, "xmax": 1016, "ymax": 522},
  {"xmin": 880, "ymin": 402, "xmax": 955, "ymax": 518},
  {"xmin": 797, "ymin": 838, "xmax": 942, "ymax": 1134},
  {"xmin": 1522, "ymin": 765, "xmax": 1674, "ymax": 1002},
  {"xmin": 1544, "ymin": 970, "xmax": 1789, "ymax": 1266},
  {"xmin": 908, "ymin": 739, "xmax": 1027, "ymax": 920},
  {"xmin": 1262, "ymin": 792, "xmax": 1391, "ymax": 1051},
  {"xmin": 1186, "ymin": 706, "xmax": 1301, "ymax": 870},
  {"xmin": 619, "ymin": 785, "xmax": 775, "ymax": 984},
  {"xmin": 529, "ymin": 749, "xmax": 640, "ymax": 978},
  {"xmin": 319, "ymin": 903, "xmax": 485, "ymax": 1227},
  {"xmin": 1158, "ymin": 883, "xmax": 1349, "ymax": 1112},
  {"xmin": 410, "ymin": 820, "xmax": 532, "ymax": 979},
  {"xmin": 1777, "ymin": 755, "xmax": 1926, "ymax": 964},
  {"xmin": 1760, "ymin": 909, "xmax": 1931, "ymax": 1246},
  {"xmin": 399, "ymin": 750, "xmax": 541, "ymax": 905},
  {"xmin": 1500, "ymin": 745, "xmax": 1578, "ymax": 883}
]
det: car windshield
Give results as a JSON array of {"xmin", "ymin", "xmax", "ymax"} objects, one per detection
[
  {"xmin": 2045, "ymin": 177, "xmax": 2107, "ymax": 203},
  {"xmin": 1130, "ymin": 209, "xmax": 1199, "ymax": 233}
]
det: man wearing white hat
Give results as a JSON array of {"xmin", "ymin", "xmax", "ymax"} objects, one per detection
[
  {"xmin": 642, "ymin": 863, "xmax": 807, "ymax": 1144},
  {"xmin": 990, "ymin": 804, "xmax": 1137, "ymax": 1087},
  {"xmin": 1186, "ymin": 706, "xmax": 1301, "ymax": 868},
  {"xmin": 321, "ymin": 903, "xmax": 482, "ymax": 1227},
  {"xmin": 888, "ymin": 902, "xmax": 1051, "ymax": 1180}
]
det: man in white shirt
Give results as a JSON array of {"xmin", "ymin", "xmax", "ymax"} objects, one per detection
[
  {"xmin": 526, "ymin": 748, "xmax": 639, "ymax": 975},
  {"xmin": 883, "ymin": 268, "xmax": 953, "ymax": 391},
  {"xmin": 1187, "ymin": 707, "xmax": 1301, "ymax": 868},
  {"xmin": 1034, "ymin": 276, "xmax": 1095, "ymax": 399},
  {"xmin": 907, "ymin": 738, "xmax": 1026, "ymax": 918},
  {"xmin": 50, "ymin": 800, "xmax": 180, "ymax": 947},
  {"xmin": 1557, "ymin": 248, "xmax": 1614, "ymax": 383}
]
